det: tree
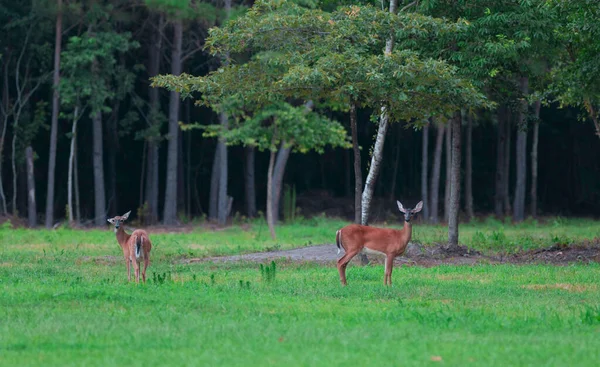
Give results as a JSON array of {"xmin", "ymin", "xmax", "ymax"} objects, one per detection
[
  {"xmin": 45, "ymin": 0, "xmax": 63, "ymax": 228},
  {"xmin": 549, "ymin": 0, "xmax": 600, "ymax": 139},
  {"xmin": 429, "ymin": 122, "xmax": 444, "ymax": 223},
  {"xmin": 513, "ymin": 76, "xmax": 528, "ymax": 222},
  {"xmin": 464, "ymin": 111, "xmax": 474, "ymax": 220},
  {"xmin": 59, "ymin": 21, "xmax": 139, "ymax": 225},
  {"xmin": 448, "ymin": 111, "xmax": 461, "ymax": 246}
]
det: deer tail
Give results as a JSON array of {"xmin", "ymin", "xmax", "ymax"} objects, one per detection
[
  {"xmin": 135, "ymin": 235, "xmax": 142, "ymax": 259},
  {"xmin": 336, "ymin": 229, "xmax": 343, "ymax": 255}
]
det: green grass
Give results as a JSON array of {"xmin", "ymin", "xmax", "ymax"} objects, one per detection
[
  {"xmin": 1, "ymin": 216, "xmax": 598, "ymax": 260},
  {"xmin": 1, "ymin": 217, "xmax": 599, "ymax": 366}
]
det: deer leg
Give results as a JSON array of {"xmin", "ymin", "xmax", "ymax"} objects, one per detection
[
  {"xmin": 133, "ymin": 260, "xmax": 140, "ymax": 283},
  {"xmin": 125, "ymin": 257, "xmax": 131, "ymax": 282},
  {"xmin": 337, "ymin": 250, "xmax": 360, "ymax": 286},
  {"xmin": 384, "ymin": 255, "xmax": 394, "ymax": 286},
  {"xmin": 142, "ymin": 256, "xmax": 149, "ymax": 283}
]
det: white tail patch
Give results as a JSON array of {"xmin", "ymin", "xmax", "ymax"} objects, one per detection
[{"xmin": 135, "ymin": 236, "xmax": 142, "ymax": 259}]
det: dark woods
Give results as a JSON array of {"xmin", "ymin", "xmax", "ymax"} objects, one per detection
[{"xmin": 0, "ymin": 0, "xmax": 599, "ymax": 228}]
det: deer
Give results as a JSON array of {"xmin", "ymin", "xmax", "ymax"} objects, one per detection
[
  {"xmin": 335, "ymin": 200, "xmax": 423, "ymax": 286},
  {"xmin": 107, "ymin": 211, "xmax": 152, "ymax": 283}
]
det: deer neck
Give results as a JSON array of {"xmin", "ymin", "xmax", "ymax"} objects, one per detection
[
  {"xmin": 401, "ymin": 221, "xmax": 413, "ymax": 241},
  {"xmin": 115, "ymin": 226, "xmax": 131, "ymax": 250}
]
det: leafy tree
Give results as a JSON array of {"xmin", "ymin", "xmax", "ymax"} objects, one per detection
[
  {"xmin": 548, "ymin": 0, "xmax": 600, "ymax": 139},
  {"xmin": 59, "ymin": 19, "xmax": 139, "ymax": 225}
]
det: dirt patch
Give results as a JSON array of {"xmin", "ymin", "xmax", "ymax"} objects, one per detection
[{"xmin": 184, "ymin": 241, "xmax": 600, "ymax": 267}]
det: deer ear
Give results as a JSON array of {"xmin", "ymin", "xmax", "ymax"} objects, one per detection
[
  {"xmin": 397, "ymin": 201, "xmax": 406, "ymax": 213},
  {"xmin": 122, "ymin": 211, "xmax": 131, "ymax": 220},
  {"xmin": 414, "ymin": 201, "xmax": 423, "ymax": 213},
  {"xmin": 107, "ymin": 218, "xmax": 115, "ymax": 224}
]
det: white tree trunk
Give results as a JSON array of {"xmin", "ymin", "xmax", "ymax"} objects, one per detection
[
  {"xmin": 360, "ymin": 0, "xmax": 397, "ymax": 226},
  {"xmin": 25, "ymin": 146, "xmax": 36, "ymax": 227}
]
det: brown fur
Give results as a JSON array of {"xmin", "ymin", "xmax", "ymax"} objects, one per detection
[
  {"xmin": 109, "ymin": 212, "xmax": 152, "ymax": 283},
  {"xmin": 336, "ymin": 200, "xmax": 422, "ymax": 286}
]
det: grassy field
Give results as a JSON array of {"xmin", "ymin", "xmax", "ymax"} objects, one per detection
[{"xmin": 1, "ymin": 217, "xmax": 599, "ymax": 366}]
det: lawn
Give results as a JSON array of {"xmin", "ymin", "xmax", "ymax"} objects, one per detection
[{"xmin": 1, "ymin": 217, "xmax": 599, "ymax": 366}]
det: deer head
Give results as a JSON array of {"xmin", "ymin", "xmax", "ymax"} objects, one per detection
[
  {"xmin": 396, "ymin": 200, "xmax": 423, "ymax": 223},
  {"xmin": 107, "ymin": 211, "xmax": 131, "ymax": 230}
]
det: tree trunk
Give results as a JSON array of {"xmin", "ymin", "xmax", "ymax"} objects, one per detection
[
  {"xmin": 271, "ymin": 142, "xmax": 291, "ymax": 223},
  {"xmin": 530, "ymin": 100, "xmax": 541, "ymax": 217},
  {"xmin": 444, "ymin": 118, "xmax": 452, "ymax": 223},
  {"xmin": 350, "ymin": 102, "xmax": 362, "ymax": 224},
  {"xmin": 209, "ymin": 144, "xmax": 221, "ymax": 221},
  {"xmin": 163, "ymin": 19, "xmax": 183, "ymax": 225},
  {"xmin": 429, "ymin": 123, "xmax": 444, "ymax": 223},
  {"xmin": 145, "ymin": 14, "xmax": 163, "ymax": 224},
  {"xmin": 584, "ymin": 100, "xmax": 600, "ymax": 139},
  {"xmin": 389, "ymin": 124, "xmax": 401, "ymax": 201},
  {"xmin": 92, "ymin": 111, "xmax": 106, "ymax": 226},
  {"xmin": 68, "ymin": 106, "xmax": 79, "ymax": 225},
  {"xmin": 74, "ymin": 136, "xmax": 80, "ymax": 223},
  {"xmin": 245, "ymin": 146, "xmax": 257, "ymax": 217},
  {"xmin": 266, "ymin": 148, "xmax": 277, "ymax": 240},
  {"xmin": 106, "ymin": 101, "xmax": 119, "ymax": 216},
  {"xmin": 186, "ymin": 100, "xmax": 192, "ymax": 218},
  {"xmin": 25, "ymin": 146, "xmax": 36, "ymax": 227},
  {"xmin": 420, "ymin": 122, "xmax": 430, "ymax": 221},
  {"xmin": 45, "ymin": 0, "xmax": 62, "ymax": 228},
  {"xmin": 448, "ymin": 112, "xmax": 462, "ymax": 247},
  {"xmin": 513, "ymin": 76, "xmax": 529, "ymax": 222},
  {"xmin": 503, "ymin": 111, "xmax": 511, "ymax": 215},
  {"xmin": 360, "ymin": 0, "xmax": 397, "ymax": 226},
  {"xmin": 177, "ymin": 129, "xmax": 185, "ymax": 215},
  {"xmin": 217, "ymin": 112, "xmax": 229, "ymax": 226},
  {"xmin": 465, "ymin": 112, "xmax": 474, "ymax": 221},
  {"xmin": 0, "ymin": 62, "xmax": 8, "ymax": 215},
  {"xmin": 494, "ymin": 106, "xmax": 506, "ymax": 217}
]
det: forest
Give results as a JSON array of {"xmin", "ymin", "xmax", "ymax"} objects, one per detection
[{"xmin": 0, "ymin": 0, "xmax": 599, "ymax": 239}]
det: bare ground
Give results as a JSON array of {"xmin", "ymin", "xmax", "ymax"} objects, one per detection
[{"xmin": 183, "ymin": 240, "xmax": 600, "ymax": 267}]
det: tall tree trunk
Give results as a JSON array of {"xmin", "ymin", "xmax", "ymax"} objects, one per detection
[
  {"xmin": 271, "ymin": 142, "xmax": 291, "ymax": 223},
  {"xmin": 25, "ymin": 146, "xmax": 36, "ymax": 227},
  {"xmin": 74, "ymin": 136, "xmax": 80, "ymax": 223},
  {"xmin": 145, "ymin": 14, "xmax": 163, "ymax": 224},
  {"xmin": 217, "ymin": 112, "xmax": 229, "ymax": 226},
  {"xmin": 443, "ymin": 119, "xmax": 452, "ymax": 223},
  {"xmin": 420, "ymin": 122, "xmax": 430, "ymax": 221},
  {"xmin": 163, "ymin": 19, "xmax": 183, "ymax": 225},
  {"xmin": 186, "ymin": 100, "xmax": 192, "ymax": 218},
  {"xmin": 106, "ymin": 101, "xmax": 119, "ymax": 216},
  {"xmin": 503, "ymin": 111, "xmax": 512, "ymax": 215},
  {"xmin": 530, "ymin": 100, "xmax": 541, "ymax": 217},
  {"xmin": 360, "ymin": 0, "xmax": 397, "ymax": 226},
  {"xmin": 0, "ymin": 62, "xmax": 8, "ymax": 215},
  {"xmin": 209, "ymin": 145, "xmax": 220, "ymax": 221},
  {"xmin": 216, "ymin": 0, "xmax": 233, "ymax": 226},
  {"xmin": 45, "ymin": 0, "xmax": 62, "ymax": 228},
  {"xmin": 266, "ymin": 147, "xmax": 277, "ymax": 240},
  {"xmin": 448, "ymin": 112, "xmax": 462, "ymax": 247},
  {"xmin": 350, "ymin": 102, "xmax": 362, "ymax": 224},
  {"xmin": 494, "ymin": 106, "xmax": 506, "ymax": 217},
  {"xmin": 429, "ymin": 123, "xmax": 444, "ymax": 223},
  {"xmin": 92, "ymin": 112, "xmax": 106, "ymax": 226},
  {"xmin": 177, "ymin": 129, "xmax": 185, "ymax": 215},
  {"xmin": 513, "ymin": 76, "xmax": 529, "ymax": 222},
  {"xmin": 245, "ymin": 146, "xmax": 257, "ymax": 217},
  {"xmin": 68, "ymin": 106, "xmax": 79, "ymax": 225},
  {"xmin": 465, "ymin": 112, "xmax": 474, "ymax": 221}
]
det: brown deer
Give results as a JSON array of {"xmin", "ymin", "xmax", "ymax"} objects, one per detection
[
  {"xmin": 335, "ymin": 200, "xmax": 423, "ymax": 286},
  {"xmin": 107, "ymin": 211, "xmax": 152, "ymax": 283}
]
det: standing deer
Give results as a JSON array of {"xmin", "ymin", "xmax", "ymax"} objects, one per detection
[
  {"xmin": 107, "ymin": 211, "xmax": 152, "ymax": 283},
  {"xmin": 335, "ymin": 200, "xmax": 423, "ymax": 286}
]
